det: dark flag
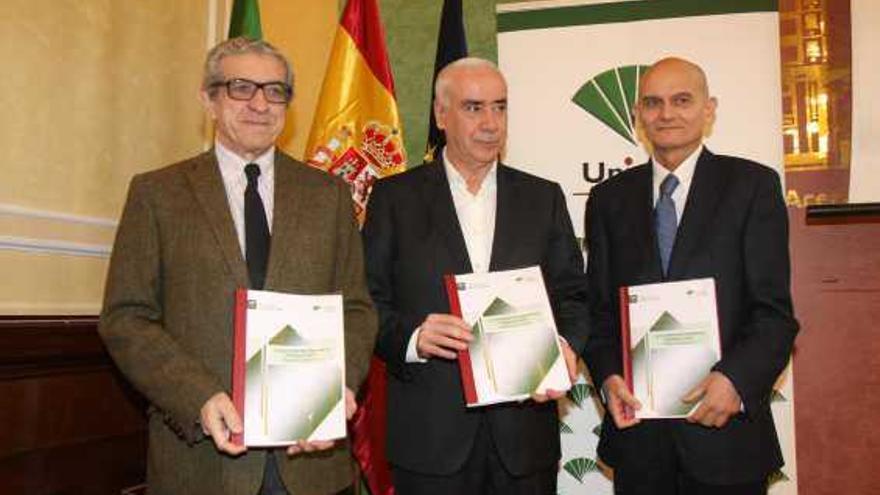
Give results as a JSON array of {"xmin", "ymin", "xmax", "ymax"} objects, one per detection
[{"xmin": 424, "ymin": 0, "xmax": 468, "ymax": 162}]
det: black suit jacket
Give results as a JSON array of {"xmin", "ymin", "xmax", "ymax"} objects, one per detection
[
  {"xmin": 583, "ymin": 148, "xmax": 799, "ymax": 484},
  {"xmin": 363, "ymin": 161, "xmax": 589, "ymax": 476}
]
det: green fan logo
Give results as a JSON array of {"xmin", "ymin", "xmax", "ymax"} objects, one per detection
[
  {"xmin": 572, "ymin": 65, "xmax": 650, "ymax": 146},
  {"xmin": 559, "ymin": 420, "xmax": 574, "ymax": 434},
  {"xmin": 563, "ymin": 457, "xmax": 600, "ymax": 484},
  {"xmin": 566, "ymin": 383, "xmax": 595, "ymax": 408}
]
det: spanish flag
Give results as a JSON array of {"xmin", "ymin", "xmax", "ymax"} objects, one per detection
[{"xmin": 305, "ymin": 0, "xmax": 406, "ymax": 227}]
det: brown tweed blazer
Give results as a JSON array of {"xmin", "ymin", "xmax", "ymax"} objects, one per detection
[{"xmin": 99, "ymin": 150, "xmax": 377, "ymax": 495}]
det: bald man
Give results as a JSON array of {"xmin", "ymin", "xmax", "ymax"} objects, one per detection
[
  {"xmin": 363, "ymin": 58, "xmax": 589, "ymax": 494},
  {"xmin": 583, "ymin": 57, "xmax": 798, "ymax": 495}
]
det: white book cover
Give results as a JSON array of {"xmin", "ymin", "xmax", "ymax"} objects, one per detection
[
  {"xmin": 621, "ymin": 278, "xmax": 721, "ymax": 419},
  {"xmin": 232, "ymin": 289, "xmax": 346, "ymax": 446},
  {"xmin": 447, "ymin": 266, "xmax": 571, "ymax": 407}
]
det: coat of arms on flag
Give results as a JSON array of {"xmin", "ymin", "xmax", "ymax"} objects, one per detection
[
  {"xmin": 306, "ymin": 0, "xmax": 406, "ymax": 226},
  {"xmin": 308, "ymin": 121, "xmax": 405, "ymax": 222}
]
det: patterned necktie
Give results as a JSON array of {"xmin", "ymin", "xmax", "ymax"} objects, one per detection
[
  {"xmin": 244, "ymin": 163, "xmax": 270, "ymax": 289},
  {"xmin": 655, "ymin": 173, "xmax": 679, "ymax": 276}
]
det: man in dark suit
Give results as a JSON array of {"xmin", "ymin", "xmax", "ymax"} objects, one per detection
[
  {"xmin": 583, "ymin": 57, "xmax": 799, "ymax": 495},
  {"xmin": 362, "ymin": 57, "xmax": 589, "ymax": 494},
  {"xmin": 98, "ymin": 37, "xmax": 377, "ymax": 495}
]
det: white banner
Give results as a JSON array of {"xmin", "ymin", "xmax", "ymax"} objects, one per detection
[
  {"xmin": 497, "ymin": 1, "xmax": 796, "ymax": 494},
  {"xmin": 849, "ymin": 0, "xmax": 880, "ymax": 203}
]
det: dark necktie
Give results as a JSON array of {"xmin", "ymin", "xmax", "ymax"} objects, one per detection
[
  {"xmin": 244, "ymin": 163, "xmax": 270, "ymax": 290},
  {"xmin": 655, "ymin": 173, "xmax": 679, "ymax": 276}
]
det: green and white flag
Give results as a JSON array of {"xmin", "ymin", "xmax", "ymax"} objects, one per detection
[{"xmin": 497, "ymin": 2, "xmax": 795, "ymax": 494}]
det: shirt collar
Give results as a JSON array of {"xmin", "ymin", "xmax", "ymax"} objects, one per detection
[
  {"xmin": 651, "ymin": 144, "xmax": 702, "ymax": 191},
  {"xmin": 442, "ymin": 147, "xmax": 498, "ymax": 196},
  {"xmin": 215, "ymin": 140, "xmax": 275, "ymax": 178}
]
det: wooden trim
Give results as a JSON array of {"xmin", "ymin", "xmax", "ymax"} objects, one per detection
[
  {"xmin": 0, "ymin": 315, "xmax": 112, "ymax": 380},
  {"xmin": 806, "ymin": 202, "xmax": 880, "ymax": 225}
]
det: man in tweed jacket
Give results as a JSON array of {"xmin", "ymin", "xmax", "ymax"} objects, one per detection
[{"xmin": 99, "ymin": 37, "xmax": 376, "ymax": 495}]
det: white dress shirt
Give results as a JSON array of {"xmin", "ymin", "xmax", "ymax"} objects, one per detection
[
  {"xmin": 651, "ymin": 145, "xmax": 702, "ymax": 223},
  {"xmin": 405, "ymin": 150, "xmax": 499, "ymax": 362},
  {"xmin": 215, "ymin": 141, "xmax": 275, "ymax": 258}
]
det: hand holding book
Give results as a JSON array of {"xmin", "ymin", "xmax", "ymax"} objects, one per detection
[
  {"xmin": 415, "ymin": 313, "xmax": 473, "ymax": 360},
  {"xmin": 602, "ymin": 375, "xmax": 642, "ymax": 429},
  {"xmin": 285, "ymin": 388, "xmax": 358, "ymax": 455},
  {"xmin": 200, "ymin": 392, "xmax": 247, "ymax": 456},
  {"xmin": 531, "ymin": 337, "xmax": 578, "ymax": 403},
  {"xmin": 682, "ymin": 371, "xmax": 741, "ymax": 428}
]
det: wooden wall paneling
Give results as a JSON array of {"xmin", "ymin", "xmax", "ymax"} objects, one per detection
[
  {"xmin": 0, "ymin": 317, "xmax": 147, "ymax": 494},
  {"xmin": 789, "ymin": 208, "xmax": 880, "ymax": 495}
]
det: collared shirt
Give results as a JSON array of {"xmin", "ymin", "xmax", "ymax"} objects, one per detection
[
  {"xmin": 443, "ymin": 151, "xmax": 498, "ymax": 274},
  {"xmin": 215, "ymin": 141, "xmax": 275, "ymax": 258},
  {"xmin": 651, "ymin": 145, "xmax": 702, "ymax": 224},
  {"xmin": 406, "ymin": 149, "xmax": 499, "ymax": 363}
]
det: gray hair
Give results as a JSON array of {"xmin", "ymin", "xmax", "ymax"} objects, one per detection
[
  {"xmin": 202, "ymin": 37, "xmax": 294, "ymax": 98},
  {"xmin": 434, "ymin": 57, "xmax": 502, "ymax": 108}
]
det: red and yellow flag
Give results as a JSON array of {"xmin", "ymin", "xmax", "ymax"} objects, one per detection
[{"xmin": 306, "ymin": 0, "xmax": 406, "ymax": 226}]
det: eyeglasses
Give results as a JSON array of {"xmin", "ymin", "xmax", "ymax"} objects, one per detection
[{"xmin": 211, "ymin": 78, "xmax": 292, "ymax": 104}]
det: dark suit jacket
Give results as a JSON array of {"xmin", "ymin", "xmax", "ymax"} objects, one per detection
[
  {"xmin": 362, "ymin": 160, "xmax": 589, "ymax": 476},
  {"xmin": 583, "ymin": 148, "xmax": 798, "ymax": 484},
  {"xmin": 98, "ymin": 150, "xmax": 377, "ymax": 495}
]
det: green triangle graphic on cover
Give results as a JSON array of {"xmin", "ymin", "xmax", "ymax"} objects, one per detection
[
  {"xmin": 650, "ymin": 311, "xmax": 684, "ymax": 332},
  {"xmin": 270, "ymin": 325, "xmax": 307, "ymax": 346},
  {"xmin": 482, "ymin": 297, "xmax": 517, "ymax": 317},
  {"xmin": 572, "ymin": 65, "xmax": 649, "ymax": 145}
]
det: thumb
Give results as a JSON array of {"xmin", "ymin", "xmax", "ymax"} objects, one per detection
[
  {"xmin": 617, "ymin": 384, "xmax": 642, "ymax": 410},
  {"xmin": 681, "ymin": 377, "xmax": 708, "ymax": 404},
  {"xmin": 219, "ymin": 398, "xmax": 243, "ymax": 434}
]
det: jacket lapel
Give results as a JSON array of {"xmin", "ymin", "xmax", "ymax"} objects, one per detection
[
  {"xmin": 628, "ymin": 164, "xmax": 664, "ymax": 281},
  {"xmin": 185, "ymin": 151, "xmax": 250, "ymax": 288},
  {"xmin": 667, "ymin": 148, "xmax": 725, "ymax": 278},
  {"xmin": 262, "ymin": 152, "xmax": 307, "ymax": 290},
  {"xmin": 489, "ymin": 164, "xmax": 516, "ymax": 271},
  {"xmin": 423, "ymin": 161, "xmax": 472, "ymax": 274}
]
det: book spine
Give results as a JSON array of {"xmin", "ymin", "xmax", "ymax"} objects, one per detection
[
  {"xmin": 619, "ymin": 286, "xmax": 634, "ymax": 396},
  {"xmin": 445, "ymin": 274, "xmax": 477, "ymax": 406},
  {"xmin": 230, "ymin": 288, "xmax": 248, "ymax": 446}
]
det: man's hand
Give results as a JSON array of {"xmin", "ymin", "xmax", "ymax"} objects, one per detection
[
  {"xmin": 532, "ymin": 338, "xmax": 578, "ymax": 403},
  {"xmin": 602, "ymin": 375, "xmax": 641, "ymax": 429},
  {"xmin": 200, "ymin": 392, "xmax": 247, "ymax": 456},
  {"xmin": 683, "ymin": 371, "xmax": 741, "ymax": 428},
  {"xmin": 416, "ymin": 313, "xmax": 473, "ymax": 360},
  {"xmin": 286, "ymin": 388, "xmax": 357, "ymax": 456}
]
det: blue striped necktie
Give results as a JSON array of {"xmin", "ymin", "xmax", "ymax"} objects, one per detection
[{"xmin": 655, "ymin": 173, "xmax": 679, "ymax": 276}]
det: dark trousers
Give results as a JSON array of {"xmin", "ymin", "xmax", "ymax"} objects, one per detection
[
  {"xmin": 611, "ymin": 423, "xmax": 767, "ymax": 495},
  {"xmin": 392, "ymin": 418, "xmax": 556, "ymax": 495},
  {"xmin": 259, "ymin": 451, "xmax": 354, "ymax": 495},
  {"xmin": 260, "ymin": 452, "xmax": 289, "ymax": 495}
]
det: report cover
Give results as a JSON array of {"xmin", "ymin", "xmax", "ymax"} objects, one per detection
[
  {"xmin": 231, "ymin": 289, "xmax": 346, "ymax": 446},
  {"xmin": 620, "ymin": 278, "xmax": 721, "ymax": 418},
  {"xmin": 446, "ymin": 266, "xmax": 571, "ymax": 407}
]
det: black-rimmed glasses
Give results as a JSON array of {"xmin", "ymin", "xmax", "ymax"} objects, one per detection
[{"xmin": 211, "ymin": 78, "xmax": 292, "ymax": 104}]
